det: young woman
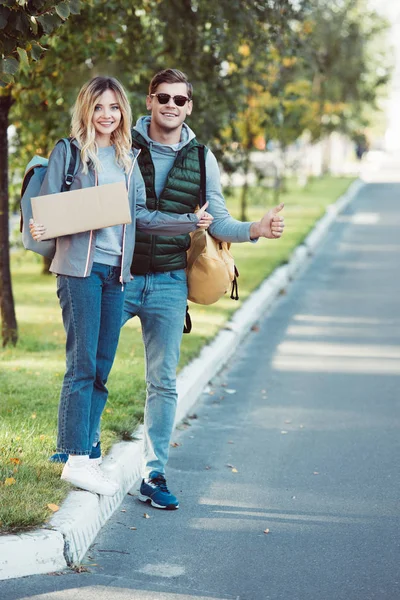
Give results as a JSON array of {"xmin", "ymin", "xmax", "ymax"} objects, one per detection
[{"xmin": 29, "ymin": 76, "xmax": 212, "ymax": 496}]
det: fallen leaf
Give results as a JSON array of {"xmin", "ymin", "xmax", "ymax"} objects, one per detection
[
  {"xmin": 120, "ymin": 509, "xmax": 126, "ymax": 513},
  {"xmin": 47, "ymin": 503, "xmax": 60, "ymax": 512},
  {"xmin": 143, "ymin": 513, "xmax": 150, "ymax": 519},
  {"xmin": 188, "ymin": 414, "xmax": 198, "ymax": 420},
  {"xmin": 4, "ymin": 477, "xmax": 16, "ymax": 486},
  {"xmin": 31, "ymin": 413, "xmax": 37, "ymax": 419},
  {"xmin": 225, "ymin": 389, "xmax": 236, "ymax": 394},
  {"xmin": 39, "ymin": 435, "xmax": 46, "ymax": 440},
  {"xmin": 231, "ymin": 468, "xmax": 238, "ymax": 473},
  {"xmin": 281, "ymin": 430, "xmax": 288, "ymax": 434},
  {"xmin": 226, "ymin": 463, "xmax": 234, "ymax": 468},
  {"xmin": 105, "ymin": 408, "xmax": 112, "ymax": 414},
  {"xmin": 170, "ymin": 442, "xmax": 180, "ymax": 447},
  {"xmin": 251, "ymin": 324, "xmax": 260, "ymax": 332},
  {"xmin": 10, "ymin": 458, "xmax": 21, "ymax": 465},
  {"xmin": 129, "ymin": 527, "xmax": 137, "ymax": 530},
  {"xmin": 263, "ymin": 528, "xmax": 270, "ymax": 534}
]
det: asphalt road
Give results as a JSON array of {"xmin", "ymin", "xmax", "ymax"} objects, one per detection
[{"xmin": 2, "ymin": 167, "xmax": 399, "ymax": 599}]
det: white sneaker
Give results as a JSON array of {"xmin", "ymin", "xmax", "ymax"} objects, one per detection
[{"xmin": 61, "ymin": 460, "xmax": 119, "ymax": 496}]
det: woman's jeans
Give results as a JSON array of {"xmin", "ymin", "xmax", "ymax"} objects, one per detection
[
  {"xmin": 56, "ymin": 263, "xmax": 125, "ymax": 455},
  {"xmin": 122, "ymin": 269, "xmax": 188, "ymax": 476}
]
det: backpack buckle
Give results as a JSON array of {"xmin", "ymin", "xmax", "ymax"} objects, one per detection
[{"xmin": 64, "ymin": 174, "xmax": 75, "ymax": 186}]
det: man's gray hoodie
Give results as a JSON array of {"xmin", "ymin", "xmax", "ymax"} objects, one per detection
[{"xmin": 134, "ymin": 116, "xmax": 255, "ymax": 243}]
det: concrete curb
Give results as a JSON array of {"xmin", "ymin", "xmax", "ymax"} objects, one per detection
[{"xmin": 0, "ymin": 178, "xmax": 365, "ymax": 581}]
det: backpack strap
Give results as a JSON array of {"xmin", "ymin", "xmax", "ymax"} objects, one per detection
[
  {"xmin": 184, "ymin": 146, "xmax": 207, "ymax": 334},
  {"xmin": 60, "ymin": 138, "xmax": 80, "ymax": 192},
  {"xmin": 183, "ymin": 305, "xmax": 192, "ymax": 334},
  {"xmin": 198, "ymin": 145, "xmax": 206, "ymax": 208}
]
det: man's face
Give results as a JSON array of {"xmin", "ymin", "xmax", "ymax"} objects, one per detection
[{"xmin": 146, "ymin": 82, "xmax": 192, "ymax": 133}]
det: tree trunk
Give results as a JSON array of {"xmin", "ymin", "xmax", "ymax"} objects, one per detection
[{"xmin": 0, "ymin": 93, "xmax": 18, "ymax": 347}]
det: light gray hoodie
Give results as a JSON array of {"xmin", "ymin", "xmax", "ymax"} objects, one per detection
[{"xmin": 134, "ymin": 116, "xmax": 255, "ymax": 243}]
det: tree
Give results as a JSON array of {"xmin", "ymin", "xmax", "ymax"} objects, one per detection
[{"xmin": 0, "ymin": 0, "xmax": 80, "ymax": 346}]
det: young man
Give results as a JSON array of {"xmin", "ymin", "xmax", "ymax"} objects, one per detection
[{"xmin": 123, "ymin": 69, "xmax": 285, "ymax": 510}]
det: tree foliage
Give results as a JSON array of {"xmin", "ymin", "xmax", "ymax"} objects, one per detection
[{"xmin": 0, "ymin": 0, "xmax": 81, "ymax": 85}]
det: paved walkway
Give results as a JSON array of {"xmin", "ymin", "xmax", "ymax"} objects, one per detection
[{"xmin": 2, "ymin": 162, "xmax": 400, "ymax": 599}]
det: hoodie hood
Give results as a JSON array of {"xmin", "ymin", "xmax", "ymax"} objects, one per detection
[{"xmin": 133, "ymin": 116, "xmax": 196, "ymax": 152}]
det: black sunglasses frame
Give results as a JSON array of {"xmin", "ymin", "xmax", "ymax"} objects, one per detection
[{"xmin": 150, "ymin": 93, "xmax": 191, "ymax": 107}]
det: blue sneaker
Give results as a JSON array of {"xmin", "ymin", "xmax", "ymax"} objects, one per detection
[
  {"xmin": 49, "ymin": 452, "xmax": 68, "ymax": 463},
  {"xmin": 139, "ymin": 471, "xmax": 179, "ymax": 510},
  {"xmin": 49, "ymin": 442, "xmax": 102, "ymax": 464}
]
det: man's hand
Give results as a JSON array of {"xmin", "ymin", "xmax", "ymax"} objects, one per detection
[
  {"xmin": 196, "ymin": 201, "xmax": 214, "ymax": 229},
  {"xmin": 250, "ymin": 202, "xmax": 285, "ymax": 239}
]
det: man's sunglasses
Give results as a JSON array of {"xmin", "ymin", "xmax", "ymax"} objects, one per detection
[{"xmin": 150, "ymin": 93, "xmax": 191, "ymax": 107}]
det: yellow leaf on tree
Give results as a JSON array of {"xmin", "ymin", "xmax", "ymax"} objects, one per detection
[
  {"xmin": 47, "ymin": 503, "xmax": 60, "ymax": 512},
  {"xmin": 5, "ymin": 478, "xmax": 16, "ymax": 486}
]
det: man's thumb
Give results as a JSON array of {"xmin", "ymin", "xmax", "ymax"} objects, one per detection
[{"xmin": 272, "ymin": 202, "xmax": 284, "ymax": 214}]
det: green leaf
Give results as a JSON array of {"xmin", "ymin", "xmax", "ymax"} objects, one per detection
[
  {"xmin": 56, "ymin": 2, "xmax": 70, "ymax": 20},
  {"xmin": 68, "ymin": 0, "xmax": 81, "ymax": 15},
  {"xmin": 36, "ymin": 13, "xmax": 62, "ymax": 35},
  {"xmin": 0, "ymin": 72, "xmax": 14, "ymax": 86},
  {"xmin": 17, "ymin": 47, "xmax": 29, "ymax": 68},
  {"xmin": 30, "ymin": 40, "xmax": 45, "ymax": 61},
  {"xmin": 13, "ymin": 11, "xmax": 31, "ymax": 35},
  {"xmin": 2, "ymin": 57, "xmax": 19, "ymax": 75},
  {"xmin": 0, "ymin": 7, "xmax": 10, "ymax": 30}
]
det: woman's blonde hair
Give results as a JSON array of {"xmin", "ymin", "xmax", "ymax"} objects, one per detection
[{"xmin": 71, "ymin": 76, "xmax": 132, "ymax": 173}]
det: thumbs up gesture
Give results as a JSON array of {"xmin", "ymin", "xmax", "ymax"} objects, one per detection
[{"xmin": 250, "ymin": 202, "xmax": 285, "ymax": 239}]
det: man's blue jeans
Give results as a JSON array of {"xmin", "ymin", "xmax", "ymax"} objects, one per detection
[
  {"xmin": 122, "ymin": 269, "xmax": 188, "ymax": 476},
  {"xmin": 56, "ymin": 263, "xmax": 125, "ymax": 454}
]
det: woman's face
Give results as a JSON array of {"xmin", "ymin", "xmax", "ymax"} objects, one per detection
[{"xmin": 92, "ymin": 89, "xmax": 122, "ymax": 144}]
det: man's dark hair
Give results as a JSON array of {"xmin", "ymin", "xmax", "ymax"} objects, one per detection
[{"xmin": 149, "ymin": 69, "xmax": 193, "ymax": 100}]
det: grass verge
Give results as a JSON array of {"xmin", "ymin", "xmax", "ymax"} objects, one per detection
[{"xmin": 0, "ymin": 175, "xmax": 354, "ymax": 532}]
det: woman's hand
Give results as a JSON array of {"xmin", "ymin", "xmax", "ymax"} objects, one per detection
[
  {"xmin": 29, "ymin": 218, "xmax": 47, "ymax": 241},
  {"xmin": 196, "ymin": 201, "xmax": 214, "ymax": 230}
]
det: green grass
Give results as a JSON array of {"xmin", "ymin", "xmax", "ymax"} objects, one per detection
[{"xmin": 0, "ymin": 175, "xmax": 354, "ymax": 532}]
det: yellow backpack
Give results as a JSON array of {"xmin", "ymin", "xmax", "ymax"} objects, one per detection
[{"xmin": 186, "ymin": 146, "xmax": 239, "ymax": 306}]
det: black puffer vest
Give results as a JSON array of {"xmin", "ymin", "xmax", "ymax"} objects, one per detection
[{"xmin": 131, "ymin": 130, "xmax": 206, "ymax": 274}]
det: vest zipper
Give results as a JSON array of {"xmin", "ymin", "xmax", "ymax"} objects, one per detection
[{"xmin": 150, "ymin": 153, "xmax": 159, "ymax": 272}]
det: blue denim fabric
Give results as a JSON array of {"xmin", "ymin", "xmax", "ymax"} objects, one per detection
[
  {"xmin": 122, "ymin": 269, "xmax": 188, "ymax": 475},
  {"xmin": 56, "ymin": 263, "xmax": 125, "ymax": 454}
]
